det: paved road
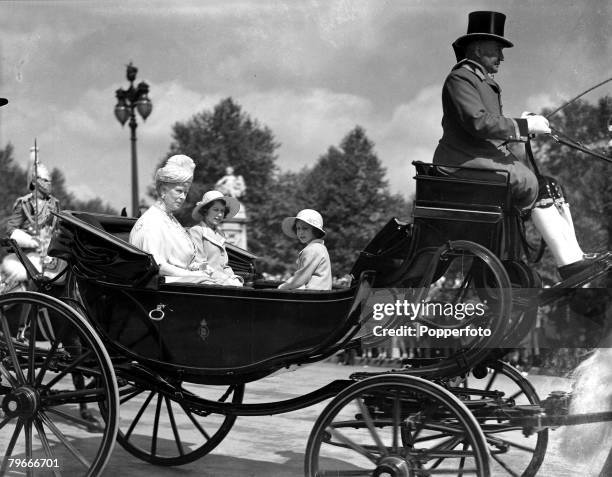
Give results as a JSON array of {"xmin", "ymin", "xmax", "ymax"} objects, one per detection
[{"xmin": 3, "ymin": 362, "xmax": 610, "ymax": 476}]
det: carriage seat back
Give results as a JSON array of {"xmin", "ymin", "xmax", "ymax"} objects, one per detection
[
  {"xmin": 48, "ymin": 211, "xmax": 260, "ymax": 287},
  {"xmin": 413, "ymin": 161, "xmax": 511, "ymax": 215},
  {"xmin": 412, "ymin": 161, "xmax": 518, "ymax": 258}
]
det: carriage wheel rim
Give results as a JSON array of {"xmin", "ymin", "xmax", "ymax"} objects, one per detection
[
  {"xmin": 0, "ymin": 291, "xmax": 119, "ymax": 477},
  {"xmin": 305, "ymin": 374, "xmax": 491, "ymax": 477}
]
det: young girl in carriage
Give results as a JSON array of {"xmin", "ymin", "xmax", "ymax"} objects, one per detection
[
  {"xmin": 189, "ymin": 190, "xmax": 244, "ymax": 287},
  {"xmin": 277, "ymin": 209, "xmax": 332, "ymax": 290}
]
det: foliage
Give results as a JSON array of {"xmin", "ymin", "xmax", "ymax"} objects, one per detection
[
  {"xmin": 50, "ymin": 169, "xmax": 117, "ymax": 215},
  {"xmin": 531, "ymin": 97, "xmax": 612, "ymax": 284},
  {"xmin": 0, "ymin": 143, "xmax": 28, "ymax": 237},
  {"xmin": 161, "ymin": 101, "xmax": 411, "ymax": 275},
  {"xmin": 298, "ymin": 126, "xmax": 410, "ymax": 274},
  {"xmin": 163, "ymin": 97, "xmax": 280, "ymax": 258},
  {"xmin": 0, "ymin": 143, "xmax": 116, "ymax": 239}
]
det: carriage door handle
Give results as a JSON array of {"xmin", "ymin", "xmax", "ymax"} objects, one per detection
[{"xmin": 149, "ymin": 304, "xmax": 167, "ymax": 321}]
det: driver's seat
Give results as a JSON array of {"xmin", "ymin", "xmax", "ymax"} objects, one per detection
[{"xmin": 412, "ymin": 161, "xmax": 525, "ymax": 261}]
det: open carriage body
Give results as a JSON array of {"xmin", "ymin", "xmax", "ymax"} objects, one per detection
[{"xmin": 1, "ymin": 159, "xmax": 611, "ymax": 476}]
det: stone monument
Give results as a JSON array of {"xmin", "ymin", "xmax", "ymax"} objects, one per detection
[{"xmin": 215, "ymin": 166, "xmax": 248, "ymax": 249}]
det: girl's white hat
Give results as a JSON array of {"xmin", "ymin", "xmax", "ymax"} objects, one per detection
[
  {"xmin": 192, "ymin": 190, "xmax": 240, "ymax": 221},
  {"xmin": 281, "ymin": 209, "xmax": 326, "ymax": 238}
]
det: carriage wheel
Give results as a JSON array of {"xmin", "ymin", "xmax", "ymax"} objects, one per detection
[
  {"xmin": 100, "ymin": 379, "xmax": 244, "ymax": 466},
  {"xmin": 305, "ymin": 374, "xmax": 490, "ymax": 476},
  {"xmin": 467, "ymin": 360, "xmax": 548, "ymax": 477},
  {"xmin": 0, "ymin": 291, "xmax": 119, "ymax": 477},
  {"xmin": 402, "ymin": 240, "xmax": 512, "ymax": 378}
]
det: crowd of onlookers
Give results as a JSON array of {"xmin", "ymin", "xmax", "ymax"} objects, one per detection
[{"xmin": 334, "ymin": 298, "xmax": 605, "ymax": 376}]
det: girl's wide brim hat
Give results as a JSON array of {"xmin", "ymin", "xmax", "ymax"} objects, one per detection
[
  {"xmin": 281, "ymin": 209, "xmax": 326, "ymax": 238},
  {"xmin": 192, "ymin": 190, "xmax": 241, "ymax": 221},
  {"xmin": 452, "ymin": 11, "xmax": 514, "ymax": 61}
]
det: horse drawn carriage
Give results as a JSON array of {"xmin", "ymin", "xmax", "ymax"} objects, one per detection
[{"xmin": 1, "ymin": 153, "xmax": 611, "ymax": 476}]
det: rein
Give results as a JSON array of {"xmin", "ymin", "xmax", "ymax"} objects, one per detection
[{"xmin": 544, "ymin": 76, "xmax": 612, "ymax": 164}]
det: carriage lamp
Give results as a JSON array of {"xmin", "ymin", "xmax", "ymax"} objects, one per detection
[{"xmin": 114, "ymin": 62, "xmax": 153, "ymax": 217}]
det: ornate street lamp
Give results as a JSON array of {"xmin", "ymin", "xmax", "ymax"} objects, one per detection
[{"xmin": 114, "ymin": 62, "xmax": 153, "ymax": 217}]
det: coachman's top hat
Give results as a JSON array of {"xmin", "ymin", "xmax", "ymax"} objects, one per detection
[{"xmin": 452, "ymin": 11, "xmax": 513, "ymax": 62}]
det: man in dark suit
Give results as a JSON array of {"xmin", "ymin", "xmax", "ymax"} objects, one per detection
[{"xmin": 433, "ymin": 11, "xmax": 604, "ymax": 279}]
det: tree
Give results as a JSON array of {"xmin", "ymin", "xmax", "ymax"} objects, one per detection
[
  {"xmin": 254, "ymin": 169, "xmax": 310, "ymax": 274},
  {"xmin": 299, "ymin": 126, "xmax": 410, "ymax": 274},
  {"xmin": 0, "ymin": 143, "xmax": 116, "ymax": 241},
  {"xmin": 163, "ymin": 98, "xmax": 280, "ymax": 257},
  {"xmin": 49, "ymin": 169, "xmax": 117, "ymax": 215},
  {"xmin": 0, "ymin": 143, "xmax": 28, "ymax": 237}
]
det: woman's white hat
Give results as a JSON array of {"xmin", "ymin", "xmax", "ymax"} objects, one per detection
[
  {"xmin": 155, "ymin": 154, "xmax": 195, "ymax": 184},
  {"xmin": 281, "ymin": 209, "xmax": 326, "ymax": 238},
  {"xmin": 192, "ymin": 190, "xmax": 240, "ymax": 221}
]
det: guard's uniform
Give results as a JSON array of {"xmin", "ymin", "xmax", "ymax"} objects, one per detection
[
  {"xmin": 6, "ymin": 192, "xmax": 60, "ymax": 241},
  {"xmin": 1, "ymin": 193, "xmax": 61, "ymax": 286},
  {"xmin": 433, "ymin": 59, "xmax": 538, "ymax": 209}
]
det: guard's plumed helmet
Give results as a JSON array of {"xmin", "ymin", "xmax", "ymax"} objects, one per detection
[{"xmin": 28, "ymin": 164, "xmax": 51, "ymax": 191}]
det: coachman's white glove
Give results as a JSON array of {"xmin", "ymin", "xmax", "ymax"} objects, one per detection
[{"xmin": 522, "ymin": 112, "xmax": 551, "ymax": 135}]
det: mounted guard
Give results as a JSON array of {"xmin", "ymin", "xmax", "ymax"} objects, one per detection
[{"xmin": 0, "ymin": 147, "xmax": 64, "ymax": 292}]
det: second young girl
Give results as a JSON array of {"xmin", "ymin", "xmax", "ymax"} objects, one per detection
[
  {"xmin": 278, "ymin": 209, "xmax": 332, "ymax": 290},
  {"xmin": 189, "ymin": 190, "xmax": 243, "ymax": 286}
]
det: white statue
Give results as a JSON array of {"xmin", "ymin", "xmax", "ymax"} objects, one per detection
[{"xmin": 215, "ymin": 166, "xmax": 246, "ymax": 199}]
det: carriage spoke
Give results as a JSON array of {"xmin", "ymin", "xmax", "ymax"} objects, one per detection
[
  {"xmin": 458, "ymin": 442, "xmax": 468, "ymax": 477},
  {"xmin": 0, "ymin": 361, "xmax": 19, "ymax": 388},
  {"xmin": 483, "ymin": 370, "xmax": 498, "ymax": 394},
  {"xmin": 429, "ymin": 435, "xmax": 464, "ymax": 455},
  {"xmin": 355, "ymin": 397, "xmax": 388, "ymax": 456},
  {"xmin": 507, "ymin": 389, "xmax": 524, "ymax": 401},
  {"xmin": 326, "ymin": 427, "xmax": 379, "ymax": 463},
  {"xmin": 39, "ymin": 411, "xmax": 91, "ymax": 468},
  {"xmin": 35, "ymin": 339, "xmax": 60, "ymax": 387},
  {"xmin": 164, "ymin": 395, "xmax": 185, "ymax": 456},
  {"xmin": 119, "ymin": 387, "xmax": 144, "ymax": 405},
  {"xmin": 491, "ymin": 452, "xmax": 520, "ymax": 477},
  {"xmin": 317, "ymin": 470, "xmax": 374, "ymax": 476},
  {"xmin": 124, "ymin": 389, "xmax": 155, "ymax": 440},
  {"xmin": 420, "ymin": 468, "xmax": 480, "ymax": 475},
  {"xmin": 392, "ymin": 392, "xmax": 400, "ymax": 453},
  {"xmin": 0, "ymin": 413, "xmax": 14, "ymax": 431},
  {"xmin": 0, "ymin": 419, "xmax": 24, "ymax": 475},
  {"xmin": 0, "ymin": 310, "xmax": 26, "ymax": 384},
  {"xmin": 455, "ymin": 272, "xmax": 473, "ymax": 304},
  {"xmin": 27, "ymin": 305, "xmax": 39, "ymax": 384},
  {"xmin": 47, "ymin": 406, "xmax": 103, "ymax": 429},
  {"xmin": 25, "ymin": 418, "xmax": 33, "ymax": 473},
  {"xmin": 44, "ymin": 349, "xmax": 93, "ymax": 389},
  {"xmin": 38, "ymin": 309, "xmax": 56, "ymax": 341},
  {"xmin": 151, "ymin": 393, "xmax": 163, "ymax": 457},
  {"xmin": 180, "ymin": 402, "xmax": 212, "ymax": 440},
  {"xmin": 426, "ymin": 435, "xmax": 468, "ymax": 471},
  {"xmin": 218, "ymin": 384, "xmax": 236, "ymax": 402},
  {"xmin": 33, "ymin": 416, "xmax": 62, "ymax": 477}
]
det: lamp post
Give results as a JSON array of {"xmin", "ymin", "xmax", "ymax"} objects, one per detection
[{"xmin": 114, "ymin": 62, "xmax": 153, "ymax": 217}]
